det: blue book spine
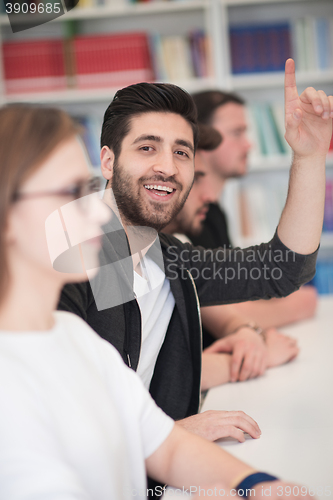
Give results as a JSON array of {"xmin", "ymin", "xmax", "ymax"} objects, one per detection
[
  {"xmin": 230, "ymin": 23, "xmax": 291, "ymax": 74},
  {"xmin": 315, "ymin": 18, "xmax": 330, "ymax": 70}
]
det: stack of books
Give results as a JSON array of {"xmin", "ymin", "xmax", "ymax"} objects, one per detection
[
  {"xmin": 150, "ymin": 31, "xmax": 212, "ymax": 81},
  {"xmin": 3, "ymin": 32, "xmax": 154, "ymax": 93},
  {"xmin": 246, "ymin": 103, "xmax": 291, "ymax": 160},
  {"xmin": 73, "ymin": 32, "xmax": 153, "ymax": 89},
  {"xmin": 2, "ymin": 29, "xmax": 210, "ymax": 94},
  {"xmin": 3, "ymin": 39, "xmax": 67, "ymax": 93},
  {"xmin": 230, "ymin": 23, "xmax": 291, "ymax": 74},
  {"xmin": 229, "ymin": 16, "xmax": 333, "ymax": 74}
]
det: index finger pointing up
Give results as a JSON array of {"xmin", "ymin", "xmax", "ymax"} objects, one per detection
[{"xmin": 285, "ymin": 58, "xmax": 299, "ymax": 105}]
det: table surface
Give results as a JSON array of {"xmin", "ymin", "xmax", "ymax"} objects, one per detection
[{"xmin": 201, "ymin": 296, "xmax": 333, "ymax": 490}]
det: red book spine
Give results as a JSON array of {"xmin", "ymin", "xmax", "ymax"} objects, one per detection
[
  {"xmin": 3, "ymin": 39, "xmax": 65, "ymax": 92},
  {"xmin": 74, "ymin": 32, "xmax": 153, "ymax": 87}
]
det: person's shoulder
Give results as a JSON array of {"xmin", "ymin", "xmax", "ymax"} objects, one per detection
[
  {"xmin": 54, "ymin": 310, "xmax": 90, "ymax": 329},
  {"xmin": 54, "ymin": 310, "xmax": 125, "ymax": 367},
  {"xmin": 159, "ymin": 232, "xmax": 193, "ymax": 249}
]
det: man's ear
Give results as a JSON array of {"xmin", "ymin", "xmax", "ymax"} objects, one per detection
[{"xmin": 100, "ymin": 146, "xmax": 115, "ymax": 184}]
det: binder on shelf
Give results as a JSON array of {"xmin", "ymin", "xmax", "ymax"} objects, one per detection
[
  {"xmin": 74, "ymin": 115, "xmax": 101, "ymax": 169},
  {"xmin": 160, "ymin": 36, "xmax": 194, "ymax": 81},
  {"xmin": 73, "ymin": 32, "xmax": 154, "ymax": 89},
  {"xmin": 248, "ymin": 103, "xmax": 289, "ymax": 158},
  {"xmin": 292, "ymin": 16, "xmax": 333, "ymax": 72},
  {"xmin": 230, "ymin": 15, "xmax": 333, "ymax": 75},
  {"xmin": 3, "ymin": 39, "xmax": 66, "ymax": 94},
  {"xmin": 230, "ymin": 23, "xmax": 291, "ymax": 74},
  {"xmin": 315, "ymin": 18, "xmax": 332, "ymax": 71},
  {"xmin": 310, "ymin": 258, "xmax": 333, "ymax": 295},
  {"xmin": 149, "ymin": 31, "xmax": 210, "ymax": 82},
  {"xmin": 323, "ymin": 180, "xmax": 333, "ymax": 233}
]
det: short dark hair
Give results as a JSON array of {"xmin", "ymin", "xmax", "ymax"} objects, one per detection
[
  {"xmin": 192, "ymin": 90, "xmax": 245, "ymax": 125},
  {"xmin": 101, "ymin": 82, "xmax": 199, "ymax": 159},
  {"xmin": 197, "ymin": 123, "xmax": 222, "ymax": 151}
]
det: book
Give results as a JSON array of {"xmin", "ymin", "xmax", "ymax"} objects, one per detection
[
  {"xmin": 315, "ymin": 18, "xmax": 332, "ymax": 71},
  {"xmin": 3, "ymin": 39, "xmax": 66, "ymax": 93},
  {"xmin": 149, "ymin": 31, "xmax": 210, "ymax": 82},
  {"xmin": 269, "ymin": 104, "xmax": 291, "ymax": 155},
  {"xmin": 292, "ymin": 16, "xmax": 333, "ymax": 72},
  {"xmin": 74, "ymin": 115, "xmax": 101, "ymax": 169},
  {"xmin": 323, "ymin": 180, "xmax": 333, "ymax": 233},
  {"xmin": 247, "ymin": 103, "xmax": 292, "ymax": 158},
  {"xmin": 231, "ymin": 16, "xmax": 333, "ymax": 75},
  {"xmin": 310, "ymin": 258, "xmax": 333, "ymax": 295},
  {"xmin": 149, "ymin": 33, "xmax": 167, "ymax": 81},
  {"xmin": 73, "ymin": 32, "xmax": 154, "ymax": 88},
  {"xmin": 160, "ymin": 35, "xmax": 193, "ymax": 81},
  {"xmin": 229, "ymin": 23, "xmax": 291, "ymax": 74}
]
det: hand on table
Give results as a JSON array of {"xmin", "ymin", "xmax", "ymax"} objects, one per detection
[
  {"xmin": 284, "ymin": 58, "xmax": 333, "ymax": 157},
  {"xmin": 176, "ymin": 410, "xmax": 261, "ymax": 443},
  {"xmin": 265, "ymin": 328, "xmax": 299, "ymax": 368},
  {"xmin": 204, "ymin": 328, "xmax": 268, "ymax": 382}
]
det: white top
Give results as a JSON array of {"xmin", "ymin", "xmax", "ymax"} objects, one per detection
[
  {"xmin": 173, "ymin": 233, "xmax": 192, "ymax": 244},
  {"xmin": 134, "ymin": 255, "xmax": 175, "ymax": 390},
  {"xmin": 0, "ymin": 311, "xmax": 174, "ymax": 500}
]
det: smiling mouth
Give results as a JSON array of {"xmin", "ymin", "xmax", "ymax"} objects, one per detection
[{"xmin": 144, "ymin": 184, "xmax": 175, "ymax": 197}]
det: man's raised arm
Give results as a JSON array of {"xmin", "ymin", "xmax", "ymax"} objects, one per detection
[{"xmin": 277, "ymin": 58, "xmax": 333, "ymax": 254}]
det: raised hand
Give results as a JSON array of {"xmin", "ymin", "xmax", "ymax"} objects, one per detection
[{"xmin": 284, "ymin": 58, "xmax": 333, "ymax": 158}]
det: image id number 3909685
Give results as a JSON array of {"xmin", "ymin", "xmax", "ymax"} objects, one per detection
[{"xmin": 5, "ymin": 3, "xmax": 61, "ymax": 14}]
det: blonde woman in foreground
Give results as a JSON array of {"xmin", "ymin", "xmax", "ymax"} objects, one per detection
[{"xmin": 0, "ymin": 105, "xmax": 322, "ymax": 499}]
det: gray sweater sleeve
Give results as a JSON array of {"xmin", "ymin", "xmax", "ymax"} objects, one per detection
[{"xmin": 164, "ymin": 231, "xmax": 318, "ymax": 307}]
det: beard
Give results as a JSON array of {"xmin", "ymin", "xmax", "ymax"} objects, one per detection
[
  {"xmin": 174, "ymin": 208, "xmax": 206, "ymax": 239},
  {"xmin": 111, "ymin": 160, "xmax": 193, "ymax": 232}
]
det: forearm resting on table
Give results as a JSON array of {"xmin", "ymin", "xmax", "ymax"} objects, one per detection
[
  {"xmin": 201, "ymin": 352, "xmax": 231, "ymax": 390},
  {"xmin": 201, "ymin": 286, "xmax": 317, "ymax": 340},
  {"xmin": 146, "ymin": 423, "xmax": 254, "ymax": 491},
  {"xmin": 201, "ymin": 304, "xmax": 251, "ymax": 339},
  {"xmin": 146, "ymin": 423, "xmax": 314, "ymax": 500},
  {"xmin": 232, "ymin": 287, "xmax": 318, "ymax": 330}
]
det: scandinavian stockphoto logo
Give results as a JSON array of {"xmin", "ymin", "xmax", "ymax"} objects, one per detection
[{"xmin": 4, "ymin": 0, "xmax": 79, "ymax": 33}]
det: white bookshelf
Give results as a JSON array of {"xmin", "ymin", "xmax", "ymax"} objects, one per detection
[
  {"xmin": 3, "ymin": 76, "xmax": 215, "ymax": 104},
  {"xmin": 1, "ymin": 0, "xmax": 332, "ymax": 104},
  {"xmin": 231, "ymin": 70, "xmax": 333, "ymax": 91}
]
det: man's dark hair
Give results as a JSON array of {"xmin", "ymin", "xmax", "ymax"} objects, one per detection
[
  {"xmin": 192, "ymin": 90, "xmax": 245, "ymax": 125},
  {"xmin": 101, "ymin": 82, "xmax": 199, "ymax": 159},
  {"xmin": 197, "ymin": 123, "xmax": 222, "ymax": 151}
]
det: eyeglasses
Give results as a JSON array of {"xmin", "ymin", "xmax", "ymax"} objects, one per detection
[{"xmin": 12, "ymin": 177, "xmax": 102, "ymax": 213}]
